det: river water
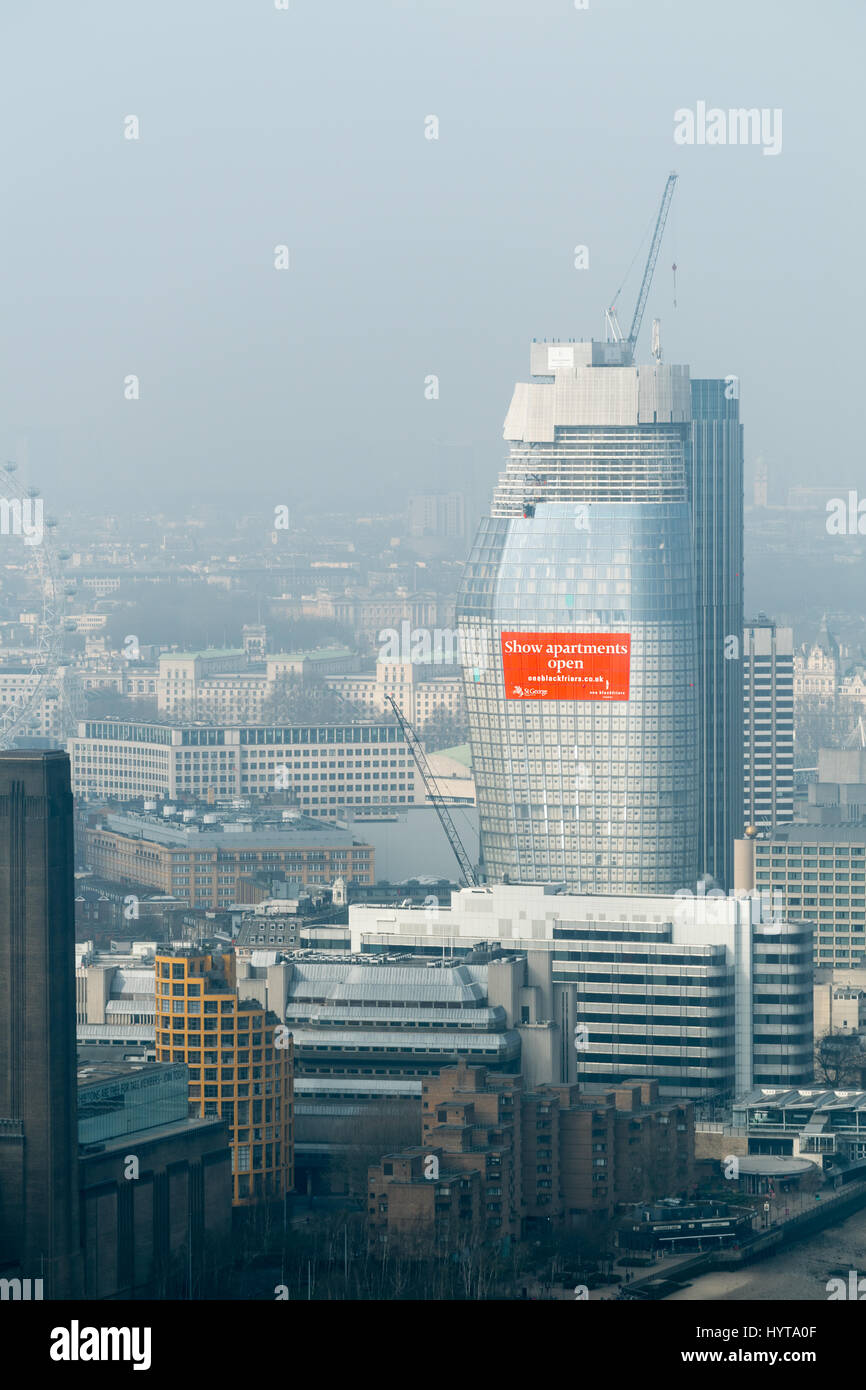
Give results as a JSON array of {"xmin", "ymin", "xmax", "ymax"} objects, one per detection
[
  {"xmin": 667, "ymin": 1205, "xmax": 866, "ymax": 1300},
  {"xmin": 345, "ymin": 804, "xmax": 479, "ymax": 882}
]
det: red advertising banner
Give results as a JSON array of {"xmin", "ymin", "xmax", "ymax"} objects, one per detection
[{"xmin": 501, "ymin": 632, "xmax": 631, "ymax": 700}]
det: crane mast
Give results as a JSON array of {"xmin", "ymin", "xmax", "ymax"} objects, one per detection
[
  {"xmin": 606, "ymin": 172, "xmax": 678, "ymax": 359},
  {"xmin": 385, "ymin": 694, "xmax": 479, "ymax": 888},
  {"xmin": 627, "ymin": 172, "xmax": 678, "ymax": 356}
]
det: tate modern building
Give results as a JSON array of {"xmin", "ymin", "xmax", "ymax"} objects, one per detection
[{"xmin": 457, "ymin": 339, "xmax": 742, "ymax": 895}]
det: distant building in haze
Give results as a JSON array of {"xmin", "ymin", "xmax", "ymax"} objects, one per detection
[
  {"xmin": 408, "ymin": 492, "xmax": 466, "ymax": 540},
  {"xmin": 743, "ymin": 618, "xmax": 794, "ymax": 829},
  {"xmin": 795, "ymin": 617, "xmax": 841, "ymax": 710}
]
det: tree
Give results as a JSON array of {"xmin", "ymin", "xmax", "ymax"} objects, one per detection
[
  {"xmin": 259, "ymin": 673, "xmax": 361, "ymax": 725},
  {"xmin": 102, "ymin": 584, "xmax": 355, "ymax": 656},
  {"xmin": 327, "ymin": 1104, "xmax": 420, "ymax": 1197},
  {"xmin": 420, "ymin": 707, "xmax": 469, "ymax": 752},
  {"xmin": 266, "ymin": 616, "xmax": 355, "ymax": 652},
  {"xmin": 814, "ymin": 1029, "xmax": 866, "ymax": 1086},
  {"xmin": 103, "ymin": 582, "xmax": 253, "ymax": 651},
  {"xmin": 794, "ymin": 695, "xmax": 861, "ymax": 767},
  {"xmin": 83, "ymin": 690, "xmax": 159, "ymax": 721}
]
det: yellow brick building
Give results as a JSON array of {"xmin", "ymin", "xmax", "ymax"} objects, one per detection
[{"xmin": 154, "ymin": 947, "xmax": 293, "ymax": 1205}]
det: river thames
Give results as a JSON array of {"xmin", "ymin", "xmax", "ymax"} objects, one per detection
[{"xmin": 667, "ymin": 1204, "xmax": 866, "ymax": 1300}]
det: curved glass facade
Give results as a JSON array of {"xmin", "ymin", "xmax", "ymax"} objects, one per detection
[{"xmin": 458, "ymin": 497, "xmax": 699, "ymax": 893}]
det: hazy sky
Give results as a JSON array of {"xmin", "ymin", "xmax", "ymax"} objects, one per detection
[{"xmin": 1, "ymin": 0, "xmax": 862, "ymax": 515}]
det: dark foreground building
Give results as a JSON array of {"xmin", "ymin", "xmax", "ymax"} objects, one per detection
[
  {"xmin": 77, "ymin": 1060, "xmax": 231, "ymax": 1298},
  {"xmin": 0, "ymin": 751, "xmax": 84, "ymax": 1297},
  {"xmin": 0, "ymin": 751, "xmax": 232, "ymax": 1300}
]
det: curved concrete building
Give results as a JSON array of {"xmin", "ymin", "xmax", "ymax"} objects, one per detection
[{"xmin": 457, "ymin": 340, "xmax": 700, "ymax": 894}]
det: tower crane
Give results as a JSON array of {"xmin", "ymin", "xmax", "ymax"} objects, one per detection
[
  {"xmin": 606, "ymin": 172, "xmax": 678, "ymax": 360},
  {"xmin": 385, "ymin": 694, "xmax": 479, "ymax": 887}
]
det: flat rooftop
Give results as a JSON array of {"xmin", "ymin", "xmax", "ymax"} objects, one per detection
[
  {"xmin": 97, "ymin": 810, "xmax": 369, "ymax": 849},
  {"xmin": 77, "ymin": 1060, "xmax": 177, "ymax": 1088},
  {"xmin": 758, "ymin": 827, "xmax": 866, "ymax": 844}
]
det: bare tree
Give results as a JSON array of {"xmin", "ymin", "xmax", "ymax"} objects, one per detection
[
  {"xmin": 814, "ymin": 1029, "xmax": 866, "ymax": 1086},
  {"xmin": 794, "ymin": 695, "xmax": 861, "ymax": 766},
  {"xmin": 259, "ymin": 672, "xmax": 361, "ymax": 725},
  {"xmin": 327, "ymin": 1104, "xmax": 420, "ymax": 1197}
]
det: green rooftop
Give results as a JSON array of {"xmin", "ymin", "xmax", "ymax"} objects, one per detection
[{"xmin": 435, "ymin": 743, "xmax": 472, "ymax": 769}]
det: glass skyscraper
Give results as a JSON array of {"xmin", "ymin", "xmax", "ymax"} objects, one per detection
[
  {"xmin": 689, "ymin": 379, "xmax": 744, "ymax": 889},
  {"xmin": 457, "ymin": 340, "xmax": 701, "ymax": 894}
]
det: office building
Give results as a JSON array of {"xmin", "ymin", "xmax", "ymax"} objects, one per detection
[
  {"xmin": 158, "ymin": 649, "xmax": 260, "ymax": 721},
  {"xmin": 751, "ymin": 825, "xmax": 866, "ymax": 967},
  {"xmin": 0, "ymin": 751, "xmax": 83, "ymax": 1297},
  {"xmin": 330, "ymin": 592, "xmax": 453, "ymax": 649},
  {"xmin": 68, "ymin": 718, "xmax": 420, "ymax": 811},
  {"xmin": 284, "ymin": 956, "xmax": 520, "ymax": 1081},
  {"xmin": 408, "ymin": 492, "xmax": 466, "ymax": 540},
  {"xmin": 0, "ymin": 664, "xmax": 80, "ymax": 742},
  {"xmin": 77, "ymin": 663, "xmax": 158, "ymax": 701},
  {"xmin": 154, "ymin": 946, "xmax": 294, "ymax": 1206},
  {"xmin": 328, "ymin": 659, "xmax": 464, "ymax": 730},
  {"xmin": 701, "ymin": 1087, "xmax": 866, "ymax": 1176},
  {"xmin": 350, "ymin": 881, "xmax": 814, "ymax": 1098},
  {"xmin": 753, "ymin": 456, "xmax": 769, "ymax": 508},
  {"xmin": 282, "ymin": 953, "xmax": 522, "ymax": 1188},
  {"xmin": 743, "ymin": 618, "xmax": 794, "ymax": 828},
  {"xmin": 156, "ymin": 647, "xmax": 362, "ymax": 722},
  {"xmin": 794, "ymin": 617, "xmax": 841, "ymax": 708},
  {"xmin": 689, "ymin": 379, "xmax": 744, "ymax": 889},
  {"xmin": 76, "ymin": 939, "xmax": 157, "ymax": 1027},
  {"xmin": 79, "ymin": 803, "xmax": 374, "ymax": 909},
  {"xmin": 813, "ymin": 975, "xmax": 865, "ymax": 1037},
  {"xmin": 73, "ymin": 944, "xmax": 521, "ymax": 1190},
  {"xmin": 796, "ymin": 749, "xmax": 866, "ymax": 825},
  {"xmin": 457, "ymin": 340, "xmax": 700, "ymax": 894}
]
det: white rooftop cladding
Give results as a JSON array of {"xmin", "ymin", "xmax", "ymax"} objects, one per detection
[
  {"xmin": 295, "ymin": 1078, "xmax": 423, "ymax": 1095},
  {"xmin": 350, "ymin": 883, "xmax": 791, "ymax": 946},
  {"xmin": 105, "ymin": 1000, "xmax": 155, "ymax": 1017},
  {"xmin": 288, "ymin": 1028, "xmax": 514, "ymax": 1055},
  {"xmin": 284, "ymin": 960, "xmax": 488, "ymax": 1006},
  {"xmin": 736, "ymin": 1087, "xmax": 866, "ymax": 1113},
  {"xmin": 287, "ymin": 1004, "xmax": 505, "ymax": 1027},
  {"xmin": 503, "ymin": 345, "xmax": 691, "ymax": 442},
  {"xmin": 110, "ymin": 968, "xmax": 156, "ymax": 998},
  {"xmin": 77, "ymin": 1023, "xmax": 153, "ymax": 1041}
]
